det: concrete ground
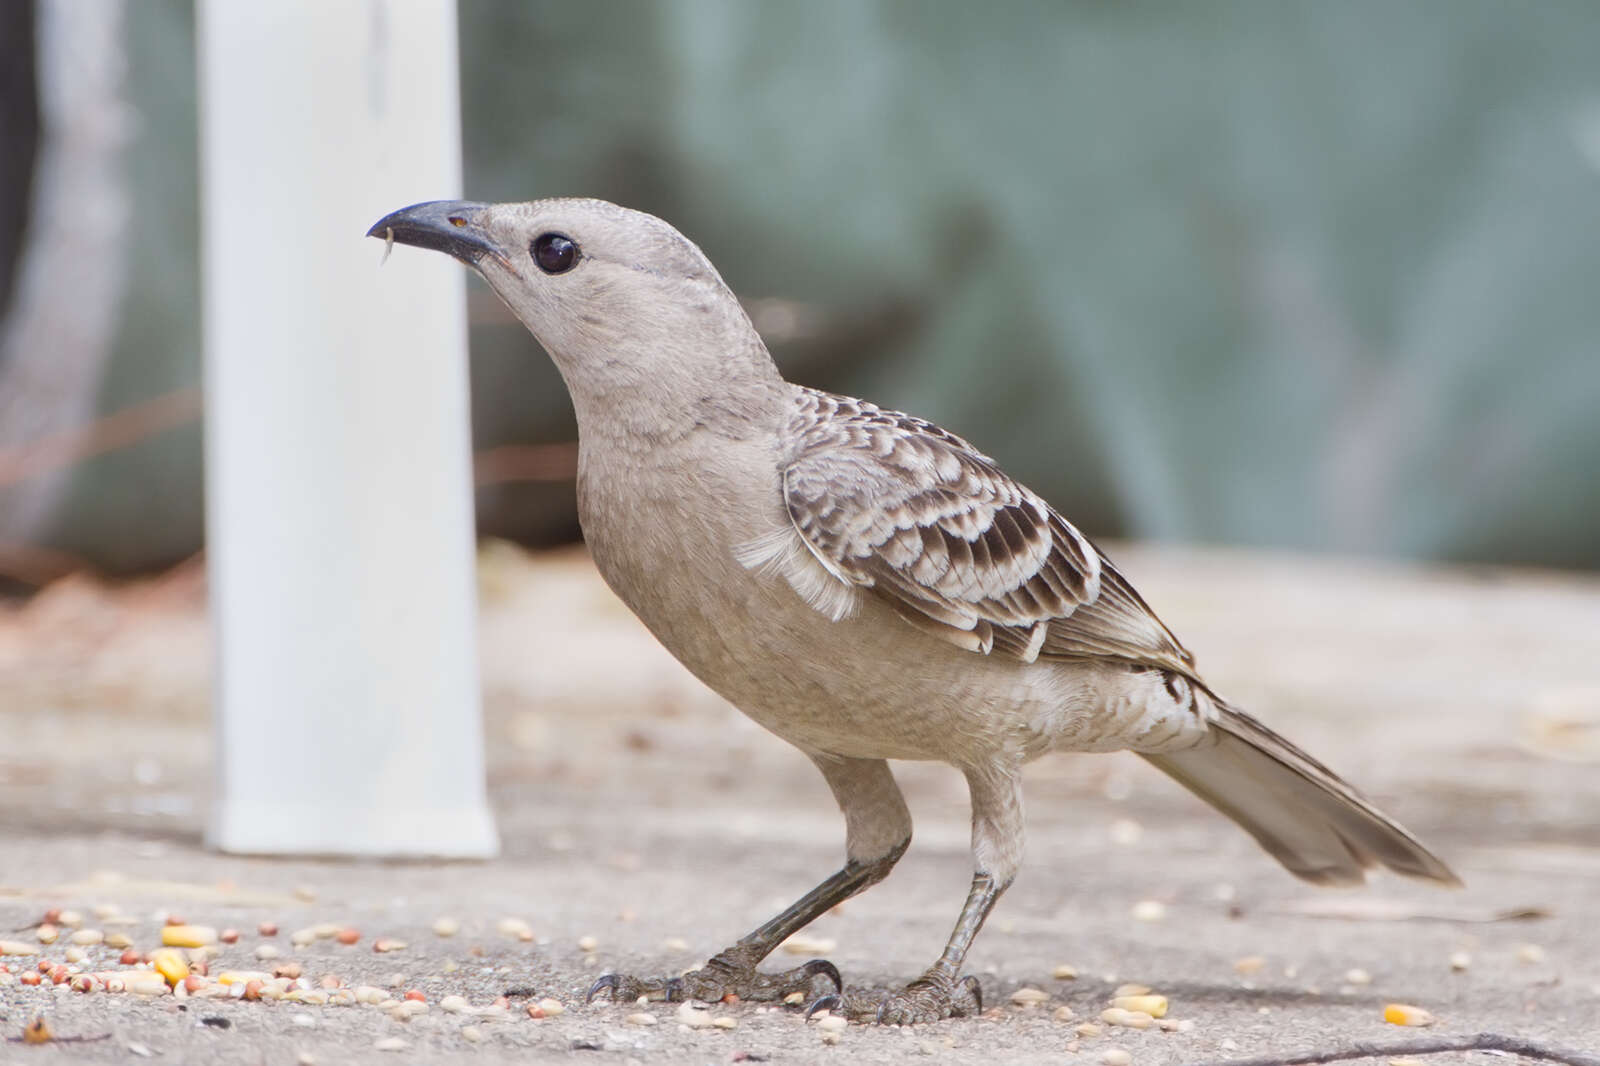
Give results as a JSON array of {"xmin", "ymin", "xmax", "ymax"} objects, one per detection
[{"xmin": 1, "ymin": 542, "xmax": 1598, "ymax": 1065}]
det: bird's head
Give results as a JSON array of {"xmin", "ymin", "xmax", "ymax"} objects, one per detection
[{"xmin": 368, "ymin": 198, "xmax": 780, "ymax": 419}]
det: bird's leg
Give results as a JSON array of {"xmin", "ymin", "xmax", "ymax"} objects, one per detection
[
  {"xmin": 813, "ymin": 761, "xmax": 1021, "ymax": 1025},
  {"xmin": 587, "ymin": 756, "xmax": 910, "ymax": 1006}
]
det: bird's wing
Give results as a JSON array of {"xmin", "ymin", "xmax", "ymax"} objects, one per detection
[{"xmin": 737, "ymin": 390, "xmax": 1196, "ymax": 672}]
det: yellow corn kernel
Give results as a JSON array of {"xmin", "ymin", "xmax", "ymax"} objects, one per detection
[
  {"xmin": 161, "ymin": 924, "xmax": 218, "ymax": 948},
  {"xmin": 1383, "ymin": 1003, "xmax": 1435, "ymax": 1027},
  {"xmin": 150, "ymin": 947, "xmax": 191, "ymax": 986},
  {"xmin": 1111, "ymin": 994, "xmax": 1168, "ymax": 1018}
]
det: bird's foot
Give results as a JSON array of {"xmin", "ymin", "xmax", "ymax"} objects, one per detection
[
  {"xmin": 587, "ymin": 950, "xmax": 841, "ymax": 1006},
  {"xmin": 806, "ymin": 970, "xmax": 983, "ymax": 1025}
]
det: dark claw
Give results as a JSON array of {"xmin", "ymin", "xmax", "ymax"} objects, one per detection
[
  {"xmin": 800, "ymin": 958, "xmax": 843, "ymax": 994},
  {"xmin": 585, "ymin": 973, "xmax": 620, "ymax": 1003},
  {"xmin": 663, "ymin": 976, "xmax": 683, "ymax": 1002},
  {"xmin": 957, "ymin": 973, "xmax": 983, "ymax": 1014},
  {"xmin": 804, "ymin": 993, "xmax": 842, "ymax": 1020}
]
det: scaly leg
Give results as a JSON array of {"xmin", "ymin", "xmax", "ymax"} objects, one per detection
[
  {"xmin": 588, "ymin": 755, "xmax": 911, "ymax": 1005},
  {"xmin": 810, "ymin": 760, "xmax": 1022, "ymax": 1024}
]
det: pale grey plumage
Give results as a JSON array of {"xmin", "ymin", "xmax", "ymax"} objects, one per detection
[{"xmin": 370, "ymin": 196, "xmax": 1459, "ymax": 1024}]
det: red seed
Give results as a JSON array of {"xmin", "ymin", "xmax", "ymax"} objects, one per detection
[
  {"xmin": 404, "ymin": 989, "xmax": 426, "ymax": 1002},
  {"xmin": 42, "ymin": 909, "xmax": 61, "ymax": 925},
  {"xmin": 164, "ymin": 914, "xmax": 185, "ymax": 927},
  {"xmin": 71, "ymin": 974, "xmax": 97, "ymax": 993},
  {"xmin": 49, "ymin": 965, "xmax": 70, "ymax": 985},
  {"xmin": 257, "ymin": 921, "xmax": 278, "ymax": 937},
  {"xmin": 183, "ymin": 975, "xmax": 206, "ymax": 993},
  {"xmin": 336, "ymin": 928, "xmax": 360, "ymax": 945},
  {"xmin": 243, "ymin": 979, "xmax": 263, "ymax": 1001},
  {"xmin": 36, "ymin": 960, "xmax": 51, "ymax": 973},
  {"xmin": 119, "ymin": 949, "xmax": 140, "ymax": 966},
  {"xmin": 20, "ymin": 972, "xmax": 42, "ymax": 986},
  {"xmin": 220, "ymin": 929, "xmax": 240, "ymax": 945},
  {"xmin": 319, "ymin": 975, "xmax": 342, "ymax": 990}
]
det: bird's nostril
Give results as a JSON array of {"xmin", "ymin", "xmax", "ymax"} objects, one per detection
[{"xmin": 447, "ymin": 216, "xmax": 468, "ymax": 228}]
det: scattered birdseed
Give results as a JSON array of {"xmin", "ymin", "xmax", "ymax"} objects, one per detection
[
  {"xmin": 1383, "ymin": 1003, "xmax": 1435, "ymax": 1027},
  {"xmin": 1233, "ymin": 955, "xmax": 1266, "ymax": 975},
  {"xmin": 538, "ymin": 998, "xmax": 565, "ymax": 1016},
  {"xmin": 1516, "ymin": 944, "xmax": 1546, "ymax": 964},
  {"xmin": 821, "ymin": 1031, "xmax": 842, "ymax": 1045},
  {"xmin": 1449, "ymin": 951, "xmax": 1471, "ymax": 972},
  {"xmin": 1051, "ymin": 963, "xmax": 1078, "ymax": 980},
  {"xmin": 106, "ymin": 932, "xmax": 133, "ymax": 950},
  {"xmin": 1110, "ymin": 995, "xmax": 1167, "ymax": 1018},
  {"xmin": 1052, "ymin": 1006, "xmax": 1076, "ymax": 1022},
  {"xmin": 36, "ymin": 924, "xmax": 58, "ymax": 944},
  {"xmin": 220, "ymin": 928, "xmax": 240, "ymax": 944},
  {"xmin": 162, "ymin": 925, "xmax": 218, "ymax": 949},
  {"xmin": 69, "ymin": 928, "xmax": 104, "ymax": 946},
  {"xmin": 677, "ymin": 1002, "xmax": 716, "ymax": 1028},
  {"xmin": 815, "ymin": 1014, "xmax": 848, "ymax": 1032},
  {"xmin": 1344, "ymin": 968, "xmax": 1372, "ymax": 986},
  {"xmin": 662, "ymin": 936, "xmax": 690, "ymax": 951},
  {"xmin": 1011, "ymin": 987, "xmax": 1051, "ymax": 1007},
  {"xmin": 151, "ymin": 949, "xmax": 190, "ymax": 986},
  {"xmin": 1111, "ymin": 984, "xmax": 1150, "ymax": 998},
  {"xmin": 441, "ymin": 995, "xmax": 472, "ymax": 1014},
  {"xmin": 374, "ymin": 1037, "xmax": 408, "ymax": 1051},
  {"xmin": 258, "ymin": 922, "xmax": 279, "ymax": 937},
  {"xmin": 128, "ymin": 974, "xmax": 171, "ymax": 996},
  {"xmin": 780, "ymin": 934, "xmax": 837, "ymax": 955},
  {"xmin": 255, "ymin": 944, "xmax": 281, "ymax": 960},
  {"xmin": 577, "ymin": 935, "xmax": 599, "ymax": 952},
  {"xmin": 461, "ymin": 1025, "xmax": 484, "ymax": 1043},
  {"xmin": 1130, "ymin": 900, "xmax": 1166, "ymax": 922},
  {"xmin": 1100, "ymin": 1008, "xmax": 1154, "ymax": 1030},
  {"xmin": 337, "ymin": 928, "xmax": 361, "ymax": 945},
  {"xmin": 0, "ymin": 941, "xmax": 38, "ymax": 956},
  {"xmin": 713, "ymin": 1017, "xmax": 737, "ymax": 1030},
  {"xmin": 1101, "ymin": 1048, "xmax": 1132, "ymax": 1066},
  {"xmin": 373, "ymin": 938, "xmax": 407, "ymax": 953},
  {"xmin": 388, "ymin": 1000, "xmax": 427, "ymax": 1020},
  {"xmin": 294, "ymin": 885, "xmax": 318, "ymax": 902},
  {"xmin": 625, "ymin": 1012, "xmax": 658, "ymax": 1026},
  {"xmin": 64, "ymin": 947, "xmax": 86, "ymax": 964},
  {"xmin": 1157, "ymin": 1018, "xmax": 1195, "ymax": 1033},
  {"xmin": 290, "ymin": 929, "xmax": 316, "ymax": 947},
  {"xmin": 784, "ymin": 991, "xmax": 806, "ymax": 1005},
  {"xmin": 432, "ymin": 917, "xmax": 460, "ymax": 938},
  {"xmin": 1075, "ymin": 1023, "xmax": 1102, "ymax": 1038},
  {"xmin": 496, "ymin": 918, "xmax": 533, "ymax": 941},
  {"xmin": 58, "ymin": 911, "xmax": 83, "ymax": 929}
]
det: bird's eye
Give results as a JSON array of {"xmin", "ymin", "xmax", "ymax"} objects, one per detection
[{"xmin": 531, "ymin": 232, "xmax": 579, "ymax": 274}]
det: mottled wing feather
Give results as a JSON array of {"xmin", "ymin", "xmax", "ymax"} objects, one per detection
[{"xmin": 779, "ymin": 390, "xmax": 1194, "ymax": 672}]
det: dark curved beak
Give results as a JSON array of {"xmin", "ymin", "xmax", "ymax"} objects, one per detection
[{"xmin": 367, "ymin": 200, "xmax": 505, "ymax": 266}]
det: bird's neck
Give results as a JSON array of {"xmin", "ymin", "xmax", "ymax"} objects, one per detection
[{"xmin": 560, "ymin": 332, "xmax": 790, "ymax": 456}]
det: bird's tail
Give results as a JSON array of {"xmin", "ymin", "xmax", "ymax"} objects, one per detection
[{"xmin": 1141, "ymin": 701, "xmax": 1461, "ymax": 887}]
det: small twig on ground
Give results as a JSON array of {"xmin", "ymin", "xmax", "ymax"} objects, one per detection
[{"xmin": 1190, "ymin": 1032, "xmax": 1600, "ymax": 1066}]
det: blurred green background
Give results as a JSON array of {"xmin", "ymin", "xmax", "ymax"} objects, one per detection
[{"xmin": 6, "ymin": 0, "xmax": 1599, "ymax": 578}]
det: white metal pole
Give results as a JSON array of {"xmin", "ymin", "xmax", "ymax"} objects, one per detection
[{"xmin": 199, "ymin": 0, "xmax": 497, "ymax": 857}]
